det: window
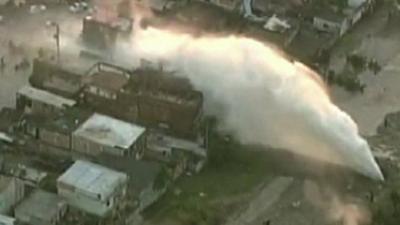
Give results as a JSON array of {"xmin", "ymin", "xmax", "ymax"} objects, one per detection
[{"xmin": 26, "ymin": 98, "xmax": 33, "ymax": 107}]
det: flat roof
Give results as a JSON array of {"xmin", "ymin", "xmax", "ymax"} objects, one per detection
[
  {"xmin": 0, "ymin": 214, "xmax": 15, "ymax": 224},
  {"xmin": 15, "ymin": 190, "xmax": 65, "ymax": 222},
  {"xmin": 88, "ymin": 71, "xmax": 129, "ymax": 92},
  {"xmin": 57, "ymin": 160, "xmax": 127, "ymax": 199},
  {"xmin": 17, "ymin": 86, "xmax": 76, "ymax": 108},
  {"xmin": 73, "ymin": 113, "xmax": 145, "ymax": 149},
  {"xmin": 148, "ymin": 133, "xmax": 207, "ymax": 157}
]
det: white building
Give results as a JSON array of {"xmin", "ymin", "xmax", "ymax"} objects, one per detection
[
  {"xmin": 311, "ymin": 0, "xmax": 374, "ymax": 36},
  {"xmin": 57, "ymin": 160, "xmax": 128, "ymax": 217},
  {"xmin": 0, "ymin": 176, "xmax": 24, "ymax": 215},
  {"xmin": 72, "ymin": 113, "xmax": 146, "ymax": 157}
]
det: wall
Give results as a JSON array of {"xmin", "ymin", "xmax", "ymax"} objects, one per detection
[
  {"xmin": 57, "ymin": 180, "xmax": 126, "ymax": 217},
  {"xmin": 71, "ymin": 135, "xmax": 104, "ymax": 156},
  {"xmin": 0, "ymin": 178, "xmax": 25, "ymax": 215},
  {"xmin": 313, "ymin": 17, "xmax": 341, "ymax": 33},
  {"xmin": 39, "ymin": 129, "xmax": 71, "ymax": 150}
]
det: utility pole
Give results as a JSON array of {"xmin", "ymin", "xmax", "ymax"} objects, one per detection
[{"xmin": 46, "ymin": 21, "xmax": 60, "ymax": 65}]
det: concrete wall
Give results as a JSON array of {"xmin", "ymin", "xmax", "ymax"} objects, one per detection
[
  {"xmin": 0, "ymin": 178, "xmax": 24, "ymax": 215},
  {"xmin": 39, "ymin": 129, "xmax": 71, "ymax": 150},
  {"xmin": 313, "ymin": 17, "xmax": 341, "ymax": 33},
  {"xmin": 72, "ymin": 133, "xmax": 146, "ymax": 157},
  {"xmin": 71, "ymin": 135, "xmax": 104, "ymax": 156},
  {"xmin": 57, "ymin": 181, "xmax": 127, "ymax": 217}
]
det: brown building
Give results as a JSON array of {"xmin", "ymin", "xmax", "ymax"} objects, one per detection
[
  {"xmin": 29, "ymin": 59, "xmax": 84, "ymax": 99},
  {"xmin": 82, "ymin": 63, "xmax": 203, "ymax": 139},
  {"xmin": 21, "ymin": 108, "xmax": 92, "ymax": 152}
]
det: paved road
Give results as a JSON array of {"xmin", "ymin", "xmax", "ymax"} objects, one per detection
[{"xmin": 226, "ymin": 176, "xmax": 294, "ymax": 225}]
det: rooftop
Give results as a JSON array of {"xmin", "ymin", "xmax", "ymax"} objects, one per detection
[
  {"xmin": 84, "ymin": 62, "xmax": 131, "ymax": 92},
  {"xmin": 125, "ymin": 68, "xmax": 203, "ymax": 106},
  {"xmin": 148, "ymin": 133, "xmax": 207, "ymax": 157},
  {"xmin": 87, "ymin": 71, "xmax": 129, "ymax": 92},
  {"xmin": 23, "ymin": 108, "xmax": 92, "ymax": 134},
  {"xmin": 17, "ymin": 86, "xmax": 76, "ymax": 108},
  {"xmin": 73, "ymin": 113, "xmax": 146, "ymax": 149},
  {"xmin": 15, "ymin": 189, "xmax": 66, "ymax": 223},
  {"xmin": 58, "ymin": 160, "xmax": 128, "ymax": 200},
  {"xmin": 0, "ymin": 214, "xmax": 15, "ymax": 224}
]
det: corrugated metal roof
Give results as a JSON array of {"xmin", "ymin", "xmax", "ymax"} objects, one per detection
[
  {"xmin": 57, "ymin": 160, "xmax": 127, "ymax": 200},
  {"xmin": 73, "ymin": 113, "xmax": 145, "ymax": 149},
  {"xmin": 17, "ymin": 86, "xmax": 76, "ymax": 108}
]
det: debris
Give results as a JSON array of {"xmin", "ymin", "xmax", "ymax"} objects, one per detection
[
  {"xmin": 264, "ymin": 15, "xmax": 291, "ymax": 33},
  {"xmin": 29, "ymin": 4, "xmax": 47, "ymax": 14},
  {"xmin": 291, "ymin": 201, "xmax": 301, "ymax": 208},
  {"xmin": 69, "ymin": 1, "xmax": 89, "ymax": 13}
]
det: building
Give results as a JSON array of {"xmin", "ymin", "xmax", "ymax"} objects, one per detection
[
  {"xmin": 0, "ymin": 176, "xmax": 24, "ymax": 215},
  {"xmin": 72, "ymin": 113, "xmax": 146, "ymax": 157},
  {"xmin": 306, "ymin": 0, "xmax": 374, "ymax": 36},
  {"xmin": 125, "ymin": 68, "xmax": 204, "ymax": 139},
  {"xmin": 29, "ymin": 59, "xmax": 84, "ymax": 99},
  {"xmin": 57, "ymin": 160, "xmax": 128, "ymax": 217},
  {"xmin": 83, "ymin": 63, "xmax": 130, "ymax": 101},
  {"xmin": 0, "ymin": 214, "xmax": 16, "ymax": 225},
  {"xmin": 146, "ymin": 132, "xmax": 207, "ymax": 174},
  {"xmin": 81, "ymin": 64, "xmax": 204, "ymax": 139},
  {"xmin": 82, "ymin": 63, "xmax": 138, "ymax": 122},
  {"xmin": 16, "ymin": 86, "xmax": 76, "ymax": 116},
  {"xmin": 15, "ymin": 189, "xmax": 67, "ymax": 225},
  {"xmin": 21, "ymin": 108, "xmax": 92, "ymax": 152}
]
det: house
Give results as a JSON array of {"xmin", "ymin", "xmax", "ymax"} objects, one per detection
[
  {"xmin": 83, "ymin": 63, "xmax": 130, "ymax": 101},
  {"xmin": 29, "ymin": 59, "xmax": 84, "ymax": 99},
  {"xmin": 81, "ymin": 64, "xmax": 204, "ymax": 139},
  {"xmin": 95, "ymin": 155, "xmax": 167, "ymax": 212},
  {"xmin": 306, "ymin": 0, "xmax": 374, "ymax": 36},
  {"xmin": 146, "ymin": 132, "xmax": 207, "ymax": 174},
  {"xmin": 121, "ymin": 68, "xmax": 204, "ymax": 139},
  {"xmin": 72, "ymin": 113, "xmax": 146, "ymax": 158},
  {"xmin": 0, "ymin": 176, "xmax": 24, "ymax": 215},
  {"xmin": 312, "ymin": 8, "xmax": 344, "ymax": 33},
  {"xmin": 21, "ymin": 108, "xmax": 92, "ymax": 152},
  {"xmin": 5, "ymin": 164, "xmax": 47, "ymax": 187},
  {"xmin": 16, "ymin": 86, "xmax": 76, "ymax": 115},
  {"xmin": 0, "ymin": 214, "xmax": 16, "ymax": 225},
  {"xmin": 57, "ymin": 160, "xmax": 128, "ymax": 217},
  {"xmin": 15, "ymin": 189, "xmax": 67, "ymax": 225}
]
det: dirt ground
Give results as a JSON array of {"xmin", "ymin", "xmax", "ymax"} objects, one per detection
[{"xmin": 330, "ymin": 2, "xmax": 400, "ymax": 136}]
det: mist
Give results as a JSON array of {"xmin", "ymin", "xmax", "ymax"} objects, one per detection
[{"xmin": 125, "ymin": 26, "xmax": 383, "ymax": 180}]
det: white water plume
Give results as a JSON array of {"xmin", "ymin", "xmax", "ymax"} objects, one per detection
[{"xmin": 128, "ymin": 26, "xmax": 383, "ymax": 180}]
